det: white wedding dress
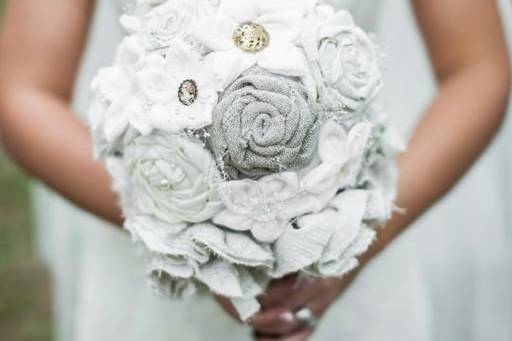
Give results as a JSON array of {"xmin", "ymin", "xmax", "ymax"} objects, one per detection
[{"xmin": 33, "ymin": 1, "xmax": 512, "ymax": 340}]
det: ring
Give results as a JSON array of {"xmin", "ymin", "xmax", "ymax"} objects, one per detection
[{"xmin": 293, "ymin": 307, "xmax": 317, "ymax": 328}]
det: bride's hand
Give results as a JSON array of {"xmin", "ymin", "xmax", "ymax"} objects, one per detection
[
  {"xmin": 212, "ymin": 273, "xmax": 355, "ymax": 340},
  {"xmin": 248, "ymin": 274, "xmax": 356, "ymax": 340}
]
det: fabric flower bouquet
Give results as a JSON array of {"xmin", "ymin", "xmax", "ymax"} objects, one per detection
[{"xmin": 89, "ymin": 0, "xmax": 404, "ymax": 320}]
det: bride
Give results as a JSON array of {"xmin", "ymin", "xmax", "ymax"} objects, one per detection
[{"xmin": 0, "ymin": 0, "xmax": 510, "ymax": 340}]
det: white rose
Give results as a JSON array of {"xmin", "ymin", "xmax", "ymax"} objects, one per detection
[
  {"xmin": 125, "ymin": 132, "xmax": 223, "ymax": 224},
  {"xmin": 123, "ymin": 0, "xmax": 196, "ymax": 51},
  {"xmin": 303, "ymin": 8, "xmax": 382, "ymax": 113}
]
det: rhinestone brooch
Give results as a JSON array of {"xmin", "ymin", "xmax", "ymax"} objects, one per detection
[
  {"xmin": 233, "ymin": 22, "xmax": 269, "ymax": 53},
  {"xmin": 178, "ymin": 79, "xmax": 198, "ymax": 106}
]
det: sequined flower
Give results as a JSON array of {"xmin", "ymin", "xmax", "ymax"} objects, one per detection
[
  {"xmin": 124, "ymin": 132, "xmax": 223, "ymax": 224},
  {"xmin": 135, "ymin": 40, "xmax": 221, "ymax": 134},
  {"xmin": 213, "ymin": 172, "xmax": 305, "ymax": 243},
  {"xmin": 90, "ymin": 36, "xmax": 146, "ymax": 144},
  {"xmin": 212, "ymin": 168, "xmax": 334, "ymax": 244},
  {"xmin": 302, "ymin": 8, "xmax": 382, "ymax": 113},
  {"xmin": 210, "ymin": 68, "xmax": 319, "ymax": 178},
  {"xmin": 192, "ymin": 0, "xmax": 317, "ymax": 86}
]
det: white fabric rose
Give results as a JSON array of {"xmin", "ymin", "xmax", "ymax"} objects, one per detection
[
  {"xmin": 122, "ymin": 0, "xmax": 197, "ymax": 51},
  {"xmin": 135, "ymin": 40, "xmax": 221, "ymax": 134},
  {"xmin": 193, "ymin": 0, "xmax": 316, "ymax": 86},
  {"xmin": 90, "ymin": 36, "xmax": 146, "ymax": 144},
  {"xmin": 302, "ymin": 7, "xmax": 382, "ymax": 113},
  {"xmin": 124, "ymin": 132, "xmax": 223, "ymax": 224}
]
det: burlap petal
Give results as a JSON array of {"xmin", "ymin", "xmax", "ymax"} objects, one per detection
[{"xmin": 210, "ymin": 68, "xmax": 320, "ymax": 178}]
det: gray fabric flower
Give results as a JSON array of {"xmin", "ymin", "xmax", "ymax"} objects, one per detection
[{"xmin": 210, "ymin": 68, "xmax": 320, "ymax": 178}]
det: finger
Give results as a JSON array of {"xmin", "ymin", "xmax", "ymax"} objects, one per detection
[
  {"xmin": 258, "ymin": 275, "xmax": 301, "ymax": 308},
  {"xmin": 277, "ymin": 278, "xmax": 342, "ymax": 312},
  {"xmin": 280, "ymin": 328, "xmax": 314, "ymax": 341},
  {"xmin": 249, "ymin": 308, "xmax": 302, "ymax": 335},
  {"xmin": 259, "ymin": 275, "xmax": 315, "ymax": 309}
]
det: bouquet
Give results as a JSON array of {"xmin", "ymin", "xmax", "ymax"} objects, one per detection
[{"xmin": 89, "ymin": 0, "xmax": 404, "ymax": 320}]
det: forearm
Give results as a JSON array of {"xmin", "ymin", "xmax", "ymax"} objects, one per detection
[
  {"xmin": 362, "ymin": 61, "xmax": 510, "ymax": 265},
  {"xmin": 0, "ymin": 86, "xmax": 122, "ymax": 226},
  {"xmin": 0, "ymin": 0, "xmax": 120, "ymax": 224}
]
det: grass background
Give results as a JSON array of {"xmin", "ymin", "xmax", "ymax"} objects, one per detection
[{"xmin": 0, "ymin": 1, "xmax": 53, "ymax": 340}]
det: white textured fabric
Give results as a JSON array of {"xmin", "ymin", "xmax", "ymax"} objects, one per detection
[{"xmin": 33, "ymin": 0, "xmax": 512, "ymax": 340}]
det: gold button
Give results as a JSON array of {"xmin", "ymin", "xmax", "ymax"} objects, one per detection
[{"xmin": 233, "ymin": 22, "xmax": 269, "ymax": 53}]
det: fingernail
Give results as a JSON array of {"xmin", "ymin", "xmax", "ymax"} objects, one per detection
[{"xmin": 279, "ymin": 311, "xmax": 295, "ymax": 322}]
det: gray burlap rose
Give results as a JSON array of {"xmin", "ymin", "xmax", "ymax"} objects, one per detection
[{"xmin": 209, "ymin": 68, "xmax": 320, "ymax": 178}]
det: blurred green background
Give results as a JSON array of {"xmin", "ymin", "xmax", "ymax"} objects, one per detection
[{"xmin": 0, "ymin": 1, "xmax": 53, "ymax": 340}]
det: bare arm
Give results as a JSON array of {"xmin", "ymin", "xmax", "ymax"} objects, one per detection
[
  {"xmin": 367, "ymin": 0, "xmax": 511, "ymax": 262},
  {"xmin": 0, "ymin": 0, "xmax": 122, "ymax": 225}
]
